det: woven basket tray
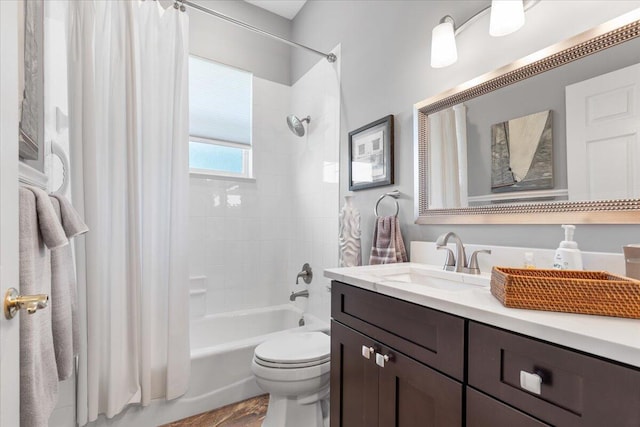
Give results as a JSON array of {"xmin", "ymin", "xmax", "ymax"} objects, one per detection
[{"xmin": 490, "ymin": 267, "xmax": 640, "ymax": 319}]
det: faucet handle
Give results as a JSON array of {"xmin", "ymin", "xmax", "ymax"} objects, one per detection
[
  {"xmin": 436, "ymin": 246, "xmax": 456, "ymax": 271},
  {"xmin": 465, "ymin": 249, "xmax": 492, "ymax": 274},
  {"xmin": 296, "ymin": 263, "xmax": 313, "ymax": 284}
]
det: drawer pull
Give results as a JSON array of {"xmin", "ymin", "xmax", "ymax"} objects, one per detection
[
  {"xmin": 362, "ymin": 345, "xmax": 374, "ymax": 359},
  {"xmin": 376, "ymin": 352, "xmax": 392, "ymax": 368},
  {"xmin": 520, "ymin": 370, "xmax": 542, "ymax": 395}
]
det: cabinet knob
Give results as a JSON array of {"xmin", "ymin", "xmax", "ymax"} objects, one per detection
[
  {"xmin": 361, "ymin": 345, "xmax": 374, "ymax": 359},
  {"xmin": 519, "ymin": 370, "xmax": 543, "ymax": 395},
  {"xmin": 375, "ymin": 352, "xmax": 392, "ymax": 368}
]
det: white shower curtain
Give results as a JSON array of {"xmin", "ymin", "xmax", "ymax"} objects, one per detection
[
  {"xmin": 67, "ymin": 1, "xmax": 190, "ymax": 423},
  {"xmin": 428, "ymin": 104, "xmax": 468, "ymax": 209}
]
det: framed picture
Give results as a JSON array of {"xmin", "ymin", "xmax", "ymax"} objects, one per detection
[
  {"xmin": 18, "ymin": 0, "xmax": 45, "ymax": 171},
  {"xmin": 348, "ymin": 115, "xmax": 394, "ymax": 191}
]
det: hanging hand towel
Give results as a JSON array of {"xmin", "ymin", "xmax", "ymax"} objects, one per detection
[
  {"xmin": 369, "ymin": 216, "xmax": 408, "ymax": 265},
  {"xmin": 49, "ymin": 195, "xmax": 88, "ymax": 381},
  {"xmin": 20, "ymin": 187, "xmax": 69, "ymax": 427},
  {"xmin": 51, "ymin": 194, "xmax": 89, "ymax": 238}
]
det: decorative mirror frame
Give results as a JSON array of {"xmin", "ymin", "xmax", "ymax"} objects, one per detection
[{"xmin": 414, "ymin": 10, "xmax": 640, "ymax": 225}]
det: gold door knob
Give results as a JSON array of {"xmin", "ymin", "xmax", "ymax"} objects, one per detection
[{"xmin": 4, "ymin": 288, "xmax": 49, "ymax": 319}]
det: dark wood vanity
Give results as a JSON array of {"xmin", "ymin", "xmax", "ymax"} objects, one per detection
[{"xmin": 330, "ymin": 281, "xmax": 640, "ymax": 426}]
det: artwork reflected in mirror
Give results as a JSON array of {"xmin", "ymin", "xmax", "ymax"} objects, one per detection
[{"xmin": 491, "ymin": 110, "xmax": 553, "ymax": 193}]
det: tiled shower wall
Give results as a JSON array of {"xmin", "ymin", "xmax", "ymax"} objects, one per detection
[
  {"xmin": 289, "ymin": 47, "xmax": 341, "ymax": 321},
  {"xmin": 188, "ymin": 77, "xmax": 293, "ymax": 315},
  {"xmin": 188, "ymin": 51, "xmax": 341, "ymax": 321}
]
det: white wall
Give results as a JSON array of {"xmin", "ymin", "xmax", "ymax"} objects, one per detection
[
  {"xmin": 182, "ymin": 0, "xmax": 292, "ymax": 85},
  {"xmin": 288, "ymin": 46, "xmax": 341, "ymax": 321},
  {"xmin": 188, "ymin": 77, "xmax": 292, "ymax": 316},
  {"xmin": 291, "ymin": 1, "xmax": 640, "ymax": 254}
]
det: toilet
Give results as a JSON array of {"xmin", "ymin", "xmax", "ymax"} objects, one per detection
[{"xmin": 251, "ymin": 332, "xmax": 330, "ymax": 427}]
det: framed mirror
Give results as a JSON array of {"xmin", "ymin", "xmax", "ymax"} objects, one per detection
[{"xmin": 414, "ymin": 10, "xmax": 640, "ymax": 224}]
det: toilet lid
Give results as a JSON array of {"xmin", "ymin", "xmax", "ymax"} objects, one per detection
[{"xmin": 254, "ymin": 332, "xmax": 330, "ymax": 365}]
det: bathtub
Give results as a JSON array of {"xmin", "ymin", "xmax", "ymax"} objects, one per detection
[
  {"xmin": 91, "ymin": 304, "xmax": 328, "ymax": 427},
  {"xmin": 184, "ymin": 305, "xmax": 328, "ymax": 417},
  {"xmin": 186, "ymin": 304, "xmax": 328, "ymax": 407}
]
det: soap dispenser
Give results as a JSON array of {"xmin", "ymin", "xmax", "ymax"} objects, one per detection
[{"xmin": 553, "ymin": 224, "xmax": 583, "ymax": 270}]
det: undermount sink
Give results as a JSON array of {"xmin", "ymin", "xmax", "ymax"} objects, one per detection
[{"xmin": 364, "ymin": 264, "xmax": 490, "ymax": 291}]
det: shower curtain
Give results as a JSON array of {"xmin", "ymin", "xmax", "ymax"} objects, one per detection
[
  {"xmin": 428, "ymin": 104, "xmax": 468, "ymax": 209},
  {"xmin": 67, "ymin": 1, "xmax": 190, "ymax": 423}
]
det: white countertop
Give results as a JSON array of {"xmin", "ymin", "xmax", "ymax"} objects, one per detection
[{"xmin": 325, "ymin": 263, "xmax": 640, "ymax": 369}]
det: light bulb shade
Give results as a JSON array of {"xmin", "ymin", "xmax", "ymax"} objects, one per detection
[
  {"xmin": 490, "ymin": 0, "xmax": 525, "ymax": 37},
  {"xmin": 430, "ymin": 21, "xmax": 457, "ymax": 68}
]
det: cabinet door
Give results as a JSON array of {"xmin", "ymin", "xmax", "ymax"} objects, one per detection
[
  {"xmin": 378, "ymin": 344, "xmax": 463, "ymax": 427},
  {"xmin": 331, "ymin": 321, "xmax": 379, "ymax": 427}
]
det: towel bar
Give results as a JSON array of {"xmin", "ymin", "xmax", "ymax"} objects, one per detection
[{"xmin": 374, "ymin": 190, "xmax": 400, "ymax": 217}]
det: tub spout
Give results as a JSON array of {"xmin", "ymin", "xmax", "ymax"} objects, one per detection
[{"xmin": 290, "ymin": 290, "xmax": 309, "ymax": 301}]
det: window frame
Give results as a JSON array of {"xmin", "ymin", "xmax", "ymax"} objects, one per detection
[{"xmin": 188, "ymin": 55, "xmax": 254, "ymax": 180}]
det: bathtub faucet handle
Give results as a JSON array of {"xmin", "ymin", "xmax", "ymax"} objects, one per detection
[{"xmin": 296, "ymin": 263, "xmax": 313, "ymax": 284}]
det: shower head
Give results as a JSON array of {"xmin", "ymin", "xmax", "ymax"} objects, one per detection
[{"xmin": 286, "ymin": 114, "xmax": 311, "ymax": 137}]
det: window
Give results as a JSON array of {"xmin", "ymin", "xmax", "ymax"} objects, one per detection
[{"xmin": 189, "ymin": 56, "xmax": 253, "ymax": 178}]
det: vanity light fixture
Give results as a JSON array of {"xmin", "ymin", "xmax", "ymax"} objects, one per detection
[
  {"xmin": 430, "ymin": 16, "xmax": 457, "ymax": 68},
  {"xmin": 490, "ymin": 0, "xmax": 525, "ymax": 37},
  {"xmin": 431, "ymin": 0, "xmax": 534, "ymax": 69}
]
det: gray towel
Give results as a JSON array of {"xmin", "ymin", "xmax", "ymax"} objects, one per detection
[
  {"xmin": 369, "ymin": 216, "xmax": 408, "ymax": 265},
  {"xmin": 20, "ymin": 187, "xmax": 68, "ymax": 427},
  {"xmin": 51, "ymin": 193, "xmax": 89, "ymax": 238},
  {"xmin": 49, "ymin": 195, "xmax": 87, "ymax": 380},
  {"xmin": 27, "ymin": 186, "xmax": 68, "ymax": 250}
]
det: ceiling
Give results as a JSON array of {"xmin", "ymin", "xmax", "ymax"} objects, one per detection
[{"xmin": 244, "ymin": 0, "xmax": 307, "ymax": 20}]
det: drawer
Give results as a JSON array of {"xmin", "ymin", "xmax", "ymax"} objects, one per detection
[
  {"xmin": 466, "ymin": 388, "xmax": 550, "ymax": 427},
  {"xmin": 468, "ymin": 321, "xmax": 640, "ymax": 426},
  {"xmin": 331, "ymin": 281, "xmax": 465, "ymax": 380}
]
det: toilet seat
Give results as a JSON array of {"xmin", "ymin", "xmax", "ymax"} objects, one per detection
[{"xmin": 254, "ymin": 332, "xmax": 329, "ymax": 369}]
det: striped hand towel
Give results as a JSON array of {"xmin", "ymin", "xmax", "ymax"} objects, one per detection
[{"xmin": 369, "ymin": 216, "xmax": 408, "ymax": 265}]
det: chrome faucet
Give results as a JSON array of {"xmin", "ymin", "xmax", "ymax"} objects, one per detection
[
  {"xmin": 436, "ymin": 232, "xmax": 467, "ymax": 272},
  {"xmin": 296, "ymin": 263, "xmax": 313, "ymax": 284},
  {"xmin": 435, "ymin": 232, "xmax": 492, "ymax": 274},
  {"xmin": 290, "ymin": 289, "xmax": 309, "ymax": 301}
]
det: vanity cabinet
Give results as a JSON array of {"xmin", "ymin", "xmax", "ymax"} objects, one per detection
[
  {"xmin": 330, "ymin": 281, "xmax": 464, "ymax": 427},
  {"xmin": 468, "ymin": 322, "xmax": 640, "ymax": 426},
  {"xmin": 331, "ymin": 280, "xmax": 640, "ymax": 427}
]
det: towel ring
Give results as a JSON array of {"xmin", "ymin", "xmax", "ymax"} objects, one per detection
[
  {"xmin": 374, "ymin": 190, "xmax": 400, "ymax": 217},
  {"xmin": 51, "ymin": 141, "xmax": 69, "ymax": 195}
]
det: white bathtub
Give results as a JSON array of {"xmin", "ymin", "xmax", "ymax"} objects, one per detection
[
  {"xmin": 191, "ymin": 304, "xmax": 320, "ymax": 357},
  {"xmin": 186, "ymin": 304, "xmax": 327, "ymax": 405},
  {"xmin": 90, "ymin": 304, "xmax": 328, "ymax": 427}
]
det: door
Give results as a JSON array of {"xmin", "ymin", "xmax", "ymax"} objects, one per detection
[
  {"xmin": 565, "ymin": 62, "xmax": 640, "ymax": 201},
  {"xmin": 377, "ymin": 344, "xmax": 462, "ymax": 427},
  {"xmin": 330, "ymin": 321, "xmax": 379, "ymax": 427},
  {"xmin": 0, "ymin": 0, "xmax": 21, "ymax": 425}
]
